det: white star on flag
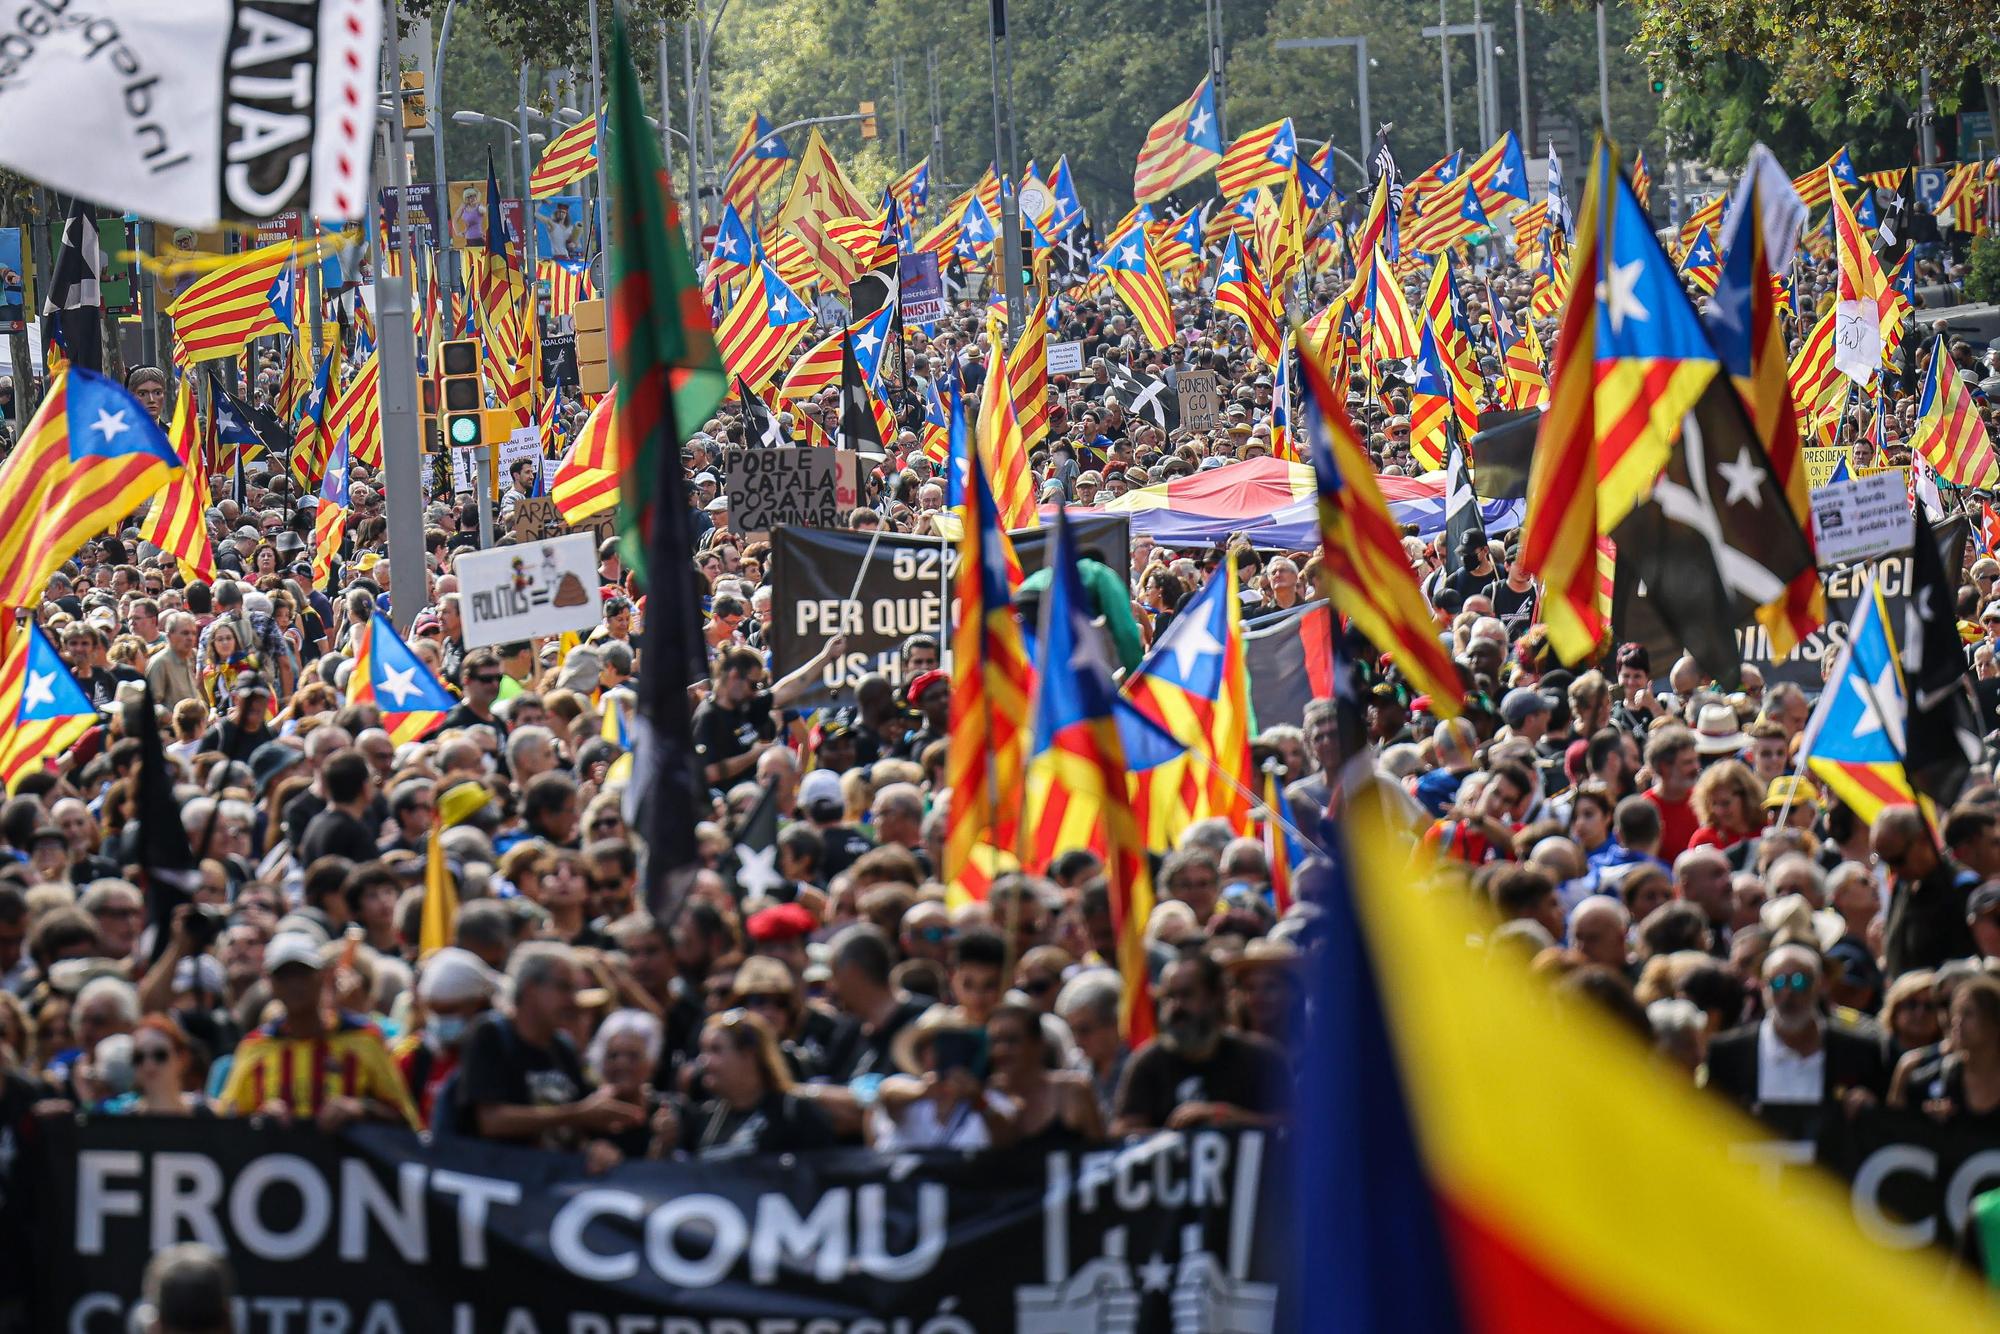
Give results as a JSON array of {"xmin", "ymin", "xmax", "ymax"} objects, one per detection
[
  {"xmin": 1118, "ymin": 243, "xmax": 1140, "ymax": 265},
  {"xmin": 1849, "ymin": 660, "xmax": 1900, "ymax": 740},
  {"xmin": 378, "ymin": 664, "xmax": 423, "ymax": 708},
  {"xmin": 22, "ymin": 670, "xmax": 55, "ymax": 712},
  {"xmin": 1491, "ymin": 163, "xmax": 1513, "ymax": 187},
  {"xmin": 1598, "ymin": 258, "xmax": 1649, "ymax": 334},
  {"xmin": 733, "ymin": 843, "xmax": 786, "ymax": 895},
  {"xmin": 1165, "ymin": 614, "xmax": 1224, "ymax": 680},
  {"xmin": 1717, "ymin": 447, "xmax": 1767, "ymax": 508},
  {"xmin": 92, "ymin": 408, "xmax": 130, "ymax": 443},
  {"xmin": 1189, "ymin": 106, "xmax": 1212, "ymax": 138},
  {"xmin": 854, "ymin": 328, "xmax": 882, "ymax": 356}
]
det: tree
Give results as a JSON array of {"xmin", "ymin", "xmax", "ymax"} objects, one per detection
[{"xmin": 403, "ymin": 0, "xmax": 686, "ymax": 72}]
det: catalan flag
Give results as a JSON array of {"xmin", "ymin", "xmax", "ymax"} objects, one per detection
[
  {"xmin": 328, "ymin": 349, "xmax": 382, "ymax": 468},
  {"xmin": 1630, "ymin": 148, "xmax": 1652, "ymax": 213},
  {"xmin": 0, "ymin": 368, "xmax": 182, "ymax": 609},
  {"xmin": 1299, "ymin": 338, "xmax": 1459, "ymax": 712},
  {"xmin": 1911, "ymin": 330, "xmax": 2000, "ymax": 488},
  {"xmin": 1152, "ymin": 209, "xmax": 1205, "ymax": 273},
  {"xmin": 1297, "ymin": 783, "xmax": 1991, "ymax": 1334},
  {"xmin": 1526, "ymin": 139, "xmax": 1719, "ymax": 664},
  {"xmin": 889, "ymin": 157, "xmax": 930, "ymax": 216},
  {"xmin": 168, "ymin": 243, "xmax": 295, "ymax": 363},
  {"xmin": 1028, "ymin": 509, "xmax": 1155, "ymax": 1042},
  {"xmin": 1800, "ymin": 570, "xmax": 1918, "ymax": 823},
  {"xmin": 0, "ymin": 619, "xmax": 98, "ymax": 792},
  {"xmin": 979, "ymin": 327, "xmax": 1036, "ymax": 530},
  {"xmin": 1408, "ymin": 279, "xmax": 1460, "ymax": 474},
  {"xmin": 1216, "ymin": 117, "xmax": 1298, "ymax": 200},
  {"xmin": 721, "ymin": 113, "xmax": 791, "ymax": 217},
  {"xmin": 943, "ymin": 440, "xmax": 1035, "ymax": 905},
  {"xmin": 1214, "ymin": 234, "xmax": 1282, "ymax": 369},
  {"xmin": 1132, "ymin": 75, "xmax": 1223, "ymax": 204},
  {"xmin": 776, "ymin": 128, "xmax": 872, "ymax": 287},
  {"xmin": 1361, "ymin": 245, "xmax": 1420, "ymax": 365},
  {"xmin": 529, "ymin": 112, "xmax": 599, "ymax": 197},
  {"xmin": 1099, "ymin": 219, "xmax": 1176, "ymax": 350},
  {"xmin": 539, "ymin": 258, "xmax": 595, "ymax": 319},
  {"xmin": 312, "ymin": 431, "xmax": 350, "ymax": 589},
  {"xmin": 1677, "ymin": 225, "xmax": 1720, "ymax": 296},
  {"xmin": 1490, "ymin": 287, "xmax": 1548, "ymax": 410},
  {"xmin": 1009, "ymin": 294, "xmax": 1052, "ymax": 455},
  {"xmin": 289, "ymin": 348, "xmax": 337, "ymax": 492},
  {"xmin": 552, "ymin": 380, "xmax": 620, "ymax": 524},
  {"xmin": 138, "ymin": 381, "xmax": 218, "ymax": 586},
  {"xmin": 1121, "ymin": 549, "xmax": 1255, "ymax": 846},
  {"xmin": 715, "ymin": 260, "xmax": 812, "ymax": 395},
  {"xmin": 1048, "ymin": 155, "xmax": 1087, "ymax": 236},
  {"xmin": 1830, "ymin": 171, "xmax": 1887, "ymax": 386},
  {"xmin": 1710, "ymin": 144, "xmax": 1823, "ymax": 659},
  {"xmin": 348, "ymin": 613, "xmax": 453, "ymax": 745},
  {"xmin": 1403, "ymin": 177, "xmax": 1491, "ymax": 256}
]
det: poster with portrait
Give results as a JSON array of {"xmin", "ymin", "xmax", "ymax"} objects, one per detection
[
  {"xmin": 0, "ymin": 228, "xmax": 23, "ymax": 334},
  {"xmin": 447, "ymin": 181, "xmax": 526, "ymax": 250},
  {"xmin": 535, "ymin": 196, "xmax": 592, "ymax": 261}
]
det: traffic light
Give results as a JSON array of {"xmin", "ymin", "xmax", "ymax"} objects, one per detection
[
  {"xmin": 859, "ymin": 101, "xmax": 878, "ymax": 140},
  {"xmin": 574, "ymin": 298, "xmax": 609, "ymax": 395},
  {"xmin": 1651, "ymin": 78, "xmax": 1667, "ymax": 95},
  {"xmin": 400, "ymin": 71, "xmax": 428, "ymax": 132},
  {"xmin": 438, "ymin": 339, "xmax": 484, "ymax": 449},
  {"xmin": 417, "ymin": 374, "xmax": 439, "ymax": 451}
]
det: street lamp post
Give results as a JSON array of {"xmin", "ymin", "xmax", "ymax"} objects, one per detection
[{"xmin": 1273, "ymin": 37, "xmax": 1370, "ymax": 174}]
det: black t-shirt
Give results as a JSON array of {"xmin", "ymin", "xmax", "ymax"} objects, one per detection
[
  {"xmin": 673, "ymin": 1090, "xmax": 837, "ymax": 1160},
  {"xmin": 198, "ymin": 719, "xmax": 276, "ymax": 764},
  {"xmin": 820, "ymin": 997, "xmax": 930, "ymax": 1084},
  {"xmin": 282, "ymin": 788, "xmax": 327, "ymax": 849},
  {"xmin": 1113, "ymin": 1031, "xmax": 1291, "ymax": 1129},
  {"xmin": 297, "ymin": 807, "xmax": 379, "ymax": 865},
  {"xmin": 1486, "ymin": 580, "xmax": 1538, "ymax": 639},
  {"xmin": 818, "ymin": 824, "xmax": 876, "ymax": 880},
  {"xmin": 452, "ymin": 1013, "xmax": 590, "ymax": 1148},
  {"xmin": 692, "ymin": 695, "xmax": 773, "ymax": 777}
]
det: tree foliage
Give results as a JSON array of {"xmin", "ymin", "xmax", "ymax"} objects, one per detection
[{"xmin": 402, "ymin": 0, "xmax": 688, "ymax": 72}]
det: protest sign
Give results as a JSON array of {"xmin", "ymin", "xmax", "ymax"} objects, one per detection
[
  {"xmin": 499, "ymin": 427, "xmax": 544, "ymax": 488},
  {"xmin": 0, "ymin": 4, "xmax": 381, "ymax": 229},
  {"xmin": 724, "ymin": 447, "xmax": 856, "ymax": 533},
  {"xmin": 1177, "ymin": 369, "xmax": 1223, "ymax": 432},
  {"xmin": 446, "ymin": 182, "xmax": 525, "ymax": 249},
  {"xmin": 379, "ymin": 184, "xmax": 440, "ymax": 251},
  {"xmin": 455, "ymin": 531, "xmax": 604, "ymax": 647},
  {"xmin": 901, "ymin": 249, "xmax": 946, "ymax": 323},
  {"xmin": 542, "ymin": 332, "xmax": 578, "ymax": 387},
  {"xmin": 0, "ymin": 228, "xmax": 21, "ymax": 334},
  {"xmin": 449, "ymin": 447, "xmax": 480, "ymax": 496},
  {"xmin": 1810, "ymin": 472, "xmax": 1913, "ymax": 566},
  {"xmin": 1047, "ymin": 339, "xmax": 1085, "ymax": 376},
  {"xmin": 28, "ymin": 1118, "xmax": 1288, "ymax": 1334},
  {"xmin": 1804, "ymin": 445, "xmax": 1906, "ymax": 491},
  {"xmin": 770, "ymin": 514, "xmax": 1129, "ymax": 707}
]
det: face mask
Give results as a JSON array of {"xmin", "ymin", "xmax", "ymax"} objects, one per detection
[{"xmin": 426, "ymin": 1015, "xmax": 470, "ymax": 1051}]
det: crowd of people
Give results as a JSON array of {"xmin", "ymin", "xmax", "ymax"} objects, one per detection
[{"xmin": 0, "ymin": 170, "xmax": 1997, "ymax": 1316}]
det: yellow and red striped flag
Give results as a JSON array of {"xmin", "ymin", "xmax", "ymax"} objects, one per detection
[
  {"xmin": 721, "ymin": 113, "xmax": 791, "ymax": 218},
  {"xmin": 1008, "ymin": 295, "xmax": 1051, "ymax": 455},
  {"xmin": 1132, "ymin": 76, "xmax": 1223, "ymax": 204},
  {"xmin": 979, "ymin": 329, "xmax": 1036, "ymax": 529},
  {"xmin": 1214, "ymin": 234, "xmax": 1282, "ymax": 368},
  {"xmin": 1911, "ymin": 330, "xmax": 2000, "ymax": 488},
  {"xmin": 1100, "ymin": 219, "xmax": 1177, "ymax": 350},
  {"xmin": 538, "ymin": 259, "xmax": 594, "ymax": 319},
  {"xmin": 715, "ymin": 260, "xmax": 812, "ymax": 395},
  {"xmin": 138, "ymin": 380, "xmax": 217, "ymax": 585},
  {"xmin": 551, "ymin": 395, "xmax": 619, "ymax": 524},
  {"xmin": 328, "ymin": 350, "xmax": 382, "ymax": 468},
  {"xmin": 529, "ymin": 113, "xmax": 599, "ymax": 197},
  {"xmin": 1214, "ymin": 118, "xmax": 1296, "ymax": 200},
  {"xmin": 168, "ymin": 244, "xmax": 294, "ymax": 363},
  {"xmin": 0, "ymin": 619, "xmax": 99, "ymax": 792}
]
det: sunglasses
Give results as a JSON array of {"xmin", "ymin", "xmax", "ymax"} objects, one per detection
[
  {"xmin": 1768, "ymin": 970, "xmax": 1814, "ymax": 993},
  {"xmin": 589, "ymin": 877, "xmax": 625, "ymax": 893},
  {"xmin": 1020, "ymin": 976, "xmax": 1058, "ymax": 997},
  {"xmin": 915, "ymin": 926, "xmax": 954, "ymax": 944},
  {"xmin": 469, "ymin": 673, "xmax": 501, "ymax": 685},
  {"xmin": 590, "ymin": 818, "xmax": 622, "ymax": 834},
  {"xmin": 132, "ymin": 1046, "xmax": 174, "ymax": 1066},
  {"xmin": 738, "ymin": 993, "xmax": 788, "ymax": 1011}
]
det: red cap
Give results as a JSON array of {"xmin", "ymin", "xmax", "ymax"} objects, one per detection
[
  {"xmin": 905, "ymin": 669, "xmax": 949, "ymax": 705},
  {"xmin": 746, "ymin": 902, "xmax": 817, "ymax": 942}
]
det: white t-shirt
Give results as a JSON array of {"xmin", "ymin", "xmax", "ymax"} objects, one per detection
[{"xmin": 872, "ymin": 1089, "xmax": 1018, "ymax": 1151}]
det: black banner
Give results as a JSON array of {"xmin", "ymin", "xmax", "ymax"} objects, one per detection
[
  {"xmin": 29, "ymin": 1118, "xmax": 1286, "ymax": 1333},
  {"xmin": 1813, "ymin": 1107, "xmax": 2000, "ymax": 1253},
  {"xmin": 769, "ymin": 515, "xmax": 1130, "ymax": 708}
]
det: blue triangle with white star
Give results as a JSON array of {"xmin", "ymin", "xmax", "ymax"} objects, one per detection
[
  {"xmin": 16, "ymin": 621, "xmax": 94, "ymax": 724},
  {"xmin": 66, "ymin": 368, "xmax": 179, "ymax": 467}
]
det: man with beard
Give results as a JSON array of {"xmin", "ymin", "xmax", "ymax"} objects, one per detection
[{"xmin": 1110, "ymin": 953, "xmax": 1290, "ymax": 1133}]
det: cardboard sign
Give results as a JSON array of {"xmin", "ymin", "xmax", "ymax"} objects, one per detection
[
  {"xmin": 1811, "ymin": 471, "xmax": 1913, "ymax": 567},
  {"xmin": 499, "ymin": 428, "xmax": 544, "ymax": 490},
  {"xmin": 455, "ymin": 532, "xmax": 604, "ymax": 648},
  {"xmin": 1804, "ymin": 445, "xmax": 1905, "ymax": 491},
  {"xmin": 724, "ymin": 447, "xmax": 856, "ymax": 533},
  {"xmin": 506, "ymin": 497, "xmax": 566, "ymax": 543},
  {"xmin": 1047, "ymin": 339, "xmax": 1084, "ymax": 376},
  {"xmin": 1177, "ymin": 369, "xmax": 1223, "ymax": 432},
  {"xmin": 900, "ymin": 250, "xmax": 945, "ymax": 323}
]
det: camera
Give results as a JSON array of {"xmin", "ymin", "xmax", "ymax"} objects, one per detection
[{"xmin": 183, "ymin": 903, "xmax": 226, "ymax": 949}]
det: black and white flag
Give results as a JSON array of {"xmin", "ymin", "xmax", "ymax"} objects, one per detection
[
  {"xmin": 724, "ymin": 782, "xmax": 786, "ymax": 898},
  {"xmin": 1372, "ymin": 128, "xmax": 1402, "ymax": 213},
  {"xmin": 1904, "ymin": 505, "xmax": 1983, "ymax": 805},
  {"xmin": 839, "ymin": 332, "xmax": 885, "ymax": 453},
  {"xmin": 738, "ymin": 376, "xmax": 786, "ymax": 449},
  {"xmin": 1611, "ymin": 378, "xmax": 1813, "ymax": 687},
  {"xmin": 0, "ymin": 3, "xmax": 380, "ymax": 228},
  {"xmin": 1444, "ymin": 435, "xmax": 1487, "ymax": 580},
  {"xmin": 1109, "ymin": 364, "xmax": 1177, "ymax": 432},
  {"xmin": 41, "ymin": 198, "xmax": 102, "ymax": 372}
]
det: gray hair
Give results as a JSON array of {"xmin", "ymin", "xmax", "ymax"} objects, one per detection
[
  {"xmin": 1648, "ymin": 997, "xmax": 1706, "ymax": 1067},
  {"xmin": 1055, "ymin": 968, "xmax": 1122, "ymax": 1027},
  {"xmin": 586, "ymin": 1007, "xmax": 664, "ymax": 1077},
  {"xmin": 506, "ymin": 941, "xmax": 574, "ymax": 1000},
  {"xmin": 505, "ymin": 725, "xmax": 555, "ymax": 770},
  {"xmin": 75, "ymin": 975, "xmax": 141, "ymax": 1026},
  {"xmin": 1177, "ymin": 817, "xmax": 1234, "ymax": 857},
  {"xmin": 455, "ymin": 899, "xmax": 512, "ymax": 953}
]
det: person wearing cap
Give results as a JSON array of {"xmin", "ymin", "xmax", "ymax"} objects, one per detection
[
  {"xmin": 1497, "ymin": 687, "xmax": 1551, "ymax": 746},
  {"xmin": 869, "ymin": 1003, "xmax": 1020, "ymax": 1150},
  {"xmin": 217, "ymin": 932, "xmax": 418, "ymax": 1128},
  {"xmin": 1074, "ymin": 469, "xmax": 1103, "ymax": 506},
  {"xmin": 394, "ymin": 947, "xmax": 504, "ymax": 1126}
]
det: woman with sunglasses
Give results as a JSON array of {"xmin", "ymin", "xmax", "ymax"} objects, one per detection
[
  {"xmin": 727, "ymin": 956, "xmax": 832, "ymax": 1081},
  {"xmin": 653, "ymin": 1008, "xmax": 837, "ymax": 1161},
  {"xmin": 109, "ymin": 1016, "xmax": 209, "ymax": 1116},
  {"xmin": 985, "ymin": 1002, "xmax": 1101, "ymax": 1150}
]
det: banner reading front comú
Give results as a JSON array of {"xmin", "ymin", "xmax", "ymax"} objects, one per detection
[{"xmin": 24, "ymin": 1117, "xmax": 1289, "ymax": 1334}]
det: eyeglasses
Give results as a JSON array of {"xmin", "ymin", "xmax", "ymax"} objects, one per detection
[
  {"xmin": 1020, "ymin": 976, "xmax": 1058, "ymax": 997},
  {"xmin": 589, "ymin": 876, "xmax": 625, "ymax": 893},
  {"xmin": 1768, "ymin": 970, "xmax": 1814, "ymax": 993},
  {"xmin": 738, "ymin": 993, "xmax": 788, "ymax": 1011},
  {"xmin": 915, "ymin": 926, "xmax": 954, "ymax": 944}
]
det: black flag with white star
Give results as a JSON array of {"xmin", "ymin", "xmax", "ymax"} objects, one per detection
[
  {"xmin": 42, "ymin": 197, "xmax": 102, "ymax": 372},
  {"xmin": 1444, "ymin": 434, "xmax": 1487, "ymax": 581},
  {"xmin": 724, "ymin": 782, "xmax": 786, "ymax": 899},
  {"xmin": 839, "ymin": 332, "xmax": 884, "ymax": 453},
  {"xmin": 738, "ymin": 375, "xmax": 786, "ymax": 448},
  {"xmin": 1610, "ymin": 376, "xmax": 1814, "ymax": 687},
  {"xmin": 1904, "ymin": 505, "xmax": 1983, "ymax": 805}
]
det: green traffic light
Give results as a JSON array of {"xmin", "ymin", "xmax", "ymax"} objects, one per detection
[{"xmin": 449, "ymin": 415, "xmax": 480, "ymax": 445}]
